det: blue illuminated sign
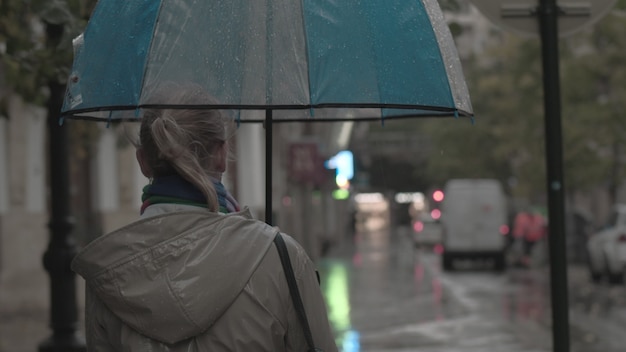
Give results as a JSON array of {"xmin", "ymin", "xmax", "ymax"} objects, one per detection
[{"xmin": 325, "ymin": 150, "xmax": 354, "ymax": 180}]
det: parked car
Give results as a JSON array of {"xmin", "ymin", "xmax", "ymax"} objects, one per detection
[
  {"xmin": 586, "ymin": 204, "xmax": 626, "ymax": 284},
  {"xmin": 411, "ymin": 212, "xmax": 443, "ymax": 248}
]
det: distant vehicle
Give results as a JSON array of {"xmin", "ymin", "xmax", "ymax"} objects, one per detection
[
  {"xmin": 411, "ymin": 212, "xmax": 443, "ymax": 248},
  {"xmin": 586, "ymin": 204, "xmax": 626, "ymax": 284},
  {"xmin": 440, "ymin": 179, "xmax": 509, "ymax": 271}
]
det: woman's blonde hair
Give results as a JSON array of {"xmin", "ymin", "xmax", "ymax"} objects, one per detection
[{"xmin": 138, "ymin": 82, "xmax": 235, "ymax": 212}]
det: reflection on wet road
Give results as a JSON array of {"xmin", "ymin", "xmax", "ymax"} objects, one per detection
[
  {"xmin": 319, "ymin": 225, "xmax": 626, "ymax": 351},
  {"xmin": 318, "ymin": 227, "xmax": 555, "ymax": 352}
]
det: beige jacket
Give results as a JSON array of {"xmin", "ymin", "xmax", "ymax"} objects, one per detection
[{"xmin": 72, "ymin": 205, "xmax": 337, "ymax": 351}]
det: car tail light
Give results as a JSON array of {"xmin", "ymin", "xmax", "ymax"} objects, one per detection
[
  {"xmin": 499, "ymin": 224, "xmax": 510, "ymax": 235},
  {"xmin": 618, "ymin": 234, "xmax": 626, "ymax": 242},
  {"xmin": 413, "ymin": 221, "xmax": 424, "ymax": 233}
]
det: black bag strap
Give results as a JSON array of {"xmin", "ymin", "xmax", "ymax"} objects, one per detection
[{"xmin": 273, "ymin": 232, "xmax": 322, "ymax": 352}]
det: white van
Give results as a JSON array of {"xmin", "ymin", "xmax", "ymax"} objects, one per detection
[{"xmin": 440, "ymin": 179, "xmax": 508, "ymax": 271}]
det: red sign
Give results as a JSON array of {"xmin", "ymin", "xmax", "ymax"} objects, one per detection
[{"xmin": 288, "ymin": 143, "xmax": 326, "ymax": 184}]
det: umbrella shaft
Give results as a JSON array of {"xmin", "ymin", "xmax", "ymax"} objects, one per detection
[{"xmin": 265, "ymin": 110, "xmax": 273, "ymax": 225}]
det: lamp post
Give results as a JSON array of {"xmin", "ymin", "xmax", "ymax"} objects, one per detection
[
  {"xmin": 38, "ymin": 21, "xmax": 86, "ymax": 352},
  {"xmin": 537, "ymin": 2, "xmax": 569, "ymax": 351}
]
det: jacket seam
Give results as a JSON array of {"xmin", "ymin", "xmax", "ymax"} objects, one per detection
[
  {"xmin": 164, "ymin": 269, "xmax": 203, "ymax": 331},
  {"xmin": 88, "ymin": 225, "xmax": 215, "ymax": 278},
  {"xmin": 244, "ymin": 283, "xmax": 285, "ymax": 331},
  {"xmin": 76, "ymin": 210, "xmax": 249, "ymax": 277},
  {"xmin": 108, "ymin": 271, "xmax": 146, "ymax": 335}
]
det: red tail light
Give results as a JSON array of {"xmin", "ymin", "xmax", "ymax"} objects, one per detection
[
  {"xmin": 413, "ymin": 221, "xmax": 424, "ymax": 232},
  {"xmin": 500, "ymin": 225, "xmax": 510, "ymax": 235}
]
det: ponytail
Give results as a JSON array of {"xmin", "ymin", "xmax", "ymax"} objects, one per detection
[{"xmin": 137, "ymin": 82, "xmax": 234, "ymax": 212}]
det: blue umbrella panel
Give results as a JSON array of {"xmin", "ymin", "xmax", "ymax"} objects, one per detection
[{"xmin": 62, "ymin": 0, "xmax": 472, "ymax": 122}]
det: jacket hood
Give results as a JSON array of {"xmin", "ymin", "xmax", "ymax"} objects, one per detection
[{"xmin": 72, "ymin": 208, "xmax": 277, "ymax": 344}]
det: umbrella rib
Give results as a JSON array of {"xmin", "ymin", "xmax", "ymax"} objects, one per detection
[
  {"xmin": 64, "ymin": 102, "xmax": 461, "ymax": 111},
  {"xmin": 60, "ymin": 103, "xmax": 472, "ymax": 122}
]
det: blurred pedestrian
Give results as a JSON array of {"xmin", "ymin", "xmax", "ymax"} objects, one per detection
[
  {"xmin": 513, "ymin": 208, "xmax": 547, "ymax": 268},
  {"xmin": 512, "ymin": 210, "xmax": 532, "ymax": 267},
  {"xmin": 71, "ymin": 82, "xmax": 337, "ymax": 351},
  {"xmin": 523, "ymin": 210, "xmax": 547, "ymax": 265}
]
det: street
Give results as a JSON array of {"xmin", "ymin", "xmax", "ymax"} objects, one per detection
[{"xmin": 319, "ymin": 225, "xmax": 626, "ymax": 352}]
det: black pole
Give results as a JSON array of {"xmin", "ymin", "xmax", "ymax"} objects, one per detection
[
  {"xmin": 538, "ymin": 1, "xmax": 570, "ymax": 351},
  {"xmin": 38, "ymin": 21, "xmax": 86, "ymax": 352},
  {"xmin": 265, "ymin": 109, "xmax": 273, "ymax": 225},
  {"xmin": 39, "ymin": 81, "xmax": 86, "ymax": 352}
]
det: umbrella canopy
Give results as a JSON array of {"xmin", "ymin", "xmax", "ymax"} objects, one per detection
[{"xmin": 61, "ymin": 0, "xmax": 472, "ymax": 122}]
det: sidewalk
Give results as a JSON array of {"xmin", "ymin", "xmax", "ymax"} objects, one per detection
[{"xmin": 0, "ymin": 268, "xmax": 85, "ymax": 352}]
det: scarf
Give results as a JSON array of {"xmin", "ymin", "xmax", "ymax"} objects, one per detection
[{"xmin": 140, "ymin": 174, "xmax": 241, "ymax": 215}]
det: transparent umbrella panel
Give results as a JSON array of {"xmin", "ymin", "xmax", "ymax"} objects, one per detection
[{"xmin": 62, "ymin": 0, "xmax": 472, "ymax": 122}]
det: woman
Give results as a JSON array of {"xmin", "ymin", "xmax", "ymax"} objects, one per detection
[{"xmin": 71, "ymin": 83, "xmax": 337, "ymax": 351}]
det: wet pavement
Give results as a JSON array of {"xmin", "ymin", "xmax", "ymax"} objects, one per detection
[{"xmin": 319, "ymin": 226, "xmax": 626, "ymax": 352}]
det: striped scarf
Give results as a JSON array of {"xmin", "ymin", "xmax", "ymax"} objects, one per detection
[{"xmin": 140, "ymin": 174, "xmax": 240, "ymax": 215}]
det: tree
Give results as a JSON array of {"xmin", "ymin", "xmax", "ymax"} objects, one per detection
[
  {"xmin": 415, "ymin": 31, "xmax": 546, "ymax": 200},
  {"xmin": 1, "ymin": 0, "xmax": 95, "ymax": 104},
  {"xmin": 561, "ymin": 6, "xmax": 626, "ymax": 203},
  {"xmin": 416, "ymin": 4, "xmax": 626, "ymax": 205}
]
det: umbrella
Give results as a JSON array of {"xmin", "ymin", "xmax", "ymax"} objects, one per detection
[{"xmin": 60, "ymin": 0, "xmax": 473, "ymax": 224}]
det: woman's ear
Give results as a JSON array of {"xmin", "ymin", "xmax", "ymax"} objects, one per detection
[{"xmin": 136, "ymin": 148, "xmax": 153, "ymax": 178}]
